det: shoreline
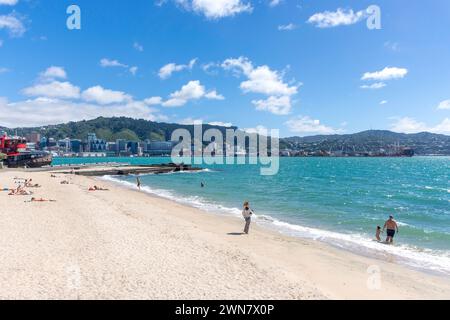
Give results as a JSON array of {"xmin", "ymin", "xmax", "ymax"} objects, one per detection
[
  {"xmin": 102, "ymin": 173, "xmax": 450, "ymax": 278},
  {"xmin": 1, "ymin": 169, "xmax": 450, "ymax": 299}
]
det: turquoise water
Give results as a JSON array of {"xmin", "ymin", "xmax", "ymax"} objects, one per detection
[{"xmin": 53, "ymin": 157, "xmax": 450, "ymax": 274}]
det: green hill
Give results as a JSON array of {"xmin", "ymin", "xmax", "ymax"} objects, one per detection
[{"xmin": 4, "ymin": 117, "xmax": 237, "ymax": 142}]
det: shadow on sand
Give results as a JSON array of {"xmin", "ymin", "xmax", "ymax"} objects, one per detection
[{"xmin": 227, "ymin": 232, "xmax": 246, "ymax": 236}]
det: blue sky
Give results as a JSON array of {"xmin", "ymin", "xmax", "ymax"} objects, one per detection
[{"xmin": 0, "ymin": 0, "xmax": 449, "ymax": 137}]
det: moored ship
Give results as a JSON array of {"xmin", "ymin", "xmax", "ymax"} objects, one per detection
[{"xmin": 0, "ymin": 134, "xmax": 52, "ymax": 168}]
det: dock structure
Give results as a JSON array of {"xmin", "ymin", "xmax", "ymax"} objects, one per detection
[{"xmin": 51, "ymin": 163, "xmax": 202, "ymax": 176}]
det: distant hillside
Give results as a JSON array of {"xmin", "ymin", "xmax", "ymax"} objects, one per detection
[
  {"xmin": 283, "ymin": 130, "xmax": 450, "ymax": 155},
  {"xmin": 2, "ymin": 117, "xmax": 237, "ymax": 142},
  {"xmin": 2, "ymin": 119, "xmax": 449, "ymax": 155}
]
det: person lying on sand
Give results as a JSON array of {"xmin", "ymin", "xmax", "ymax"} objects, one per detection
[
  {"xmin": 51, "ymin": 174, "xmax": 58, "ymax": 178},
  {"xmin": 8, "ymin": 186, "xmax": 33, "ymax": 196},
  {"xmin": 25, "ymin": 179, "xmax": 41, "ymax": 188},
  {"xmin": 89, "ymin": 186, "xmax": 109, "ymax": 191},
  {"xmin": 25, "ymin": 197, "xmax": 56, "ymax": 203},
  {"xmin": 60, "ymin": 180, "xmax": 70, "ymax": 185}
]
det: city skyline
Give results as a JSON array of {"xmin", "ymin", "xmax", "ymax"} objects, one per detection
[{"xmin": 0, "ymin": 0, "xmax": 449, "ymax": 137}]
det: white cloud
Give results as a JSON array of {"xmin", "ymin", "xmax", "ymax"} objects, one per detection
[
  {"xmin": 0, "ymin": 0, "xmax": 18, "ymax": 5},
  {"xmin": 9, "ymin": 66, "xmax": 169, "ymax": 127},
  {"xmin": 278, "ymin": 23, "xmax": 297, "ymax": 31},
  {"xmin": 0, "ymin": 13, "xmax": 26, "ymax": 37},
  {"xmin": 390, "ymin": 117, "xmax": 450, "ymax": 134},
  {"xmin": 0, "ymin": 97, "xmax": 165, "ymax": 128},
  {"xmin": 162, "ymin": 80, "xmax": 223, "ymax": 107},
  {"xmin": 360, "ymin": 82, "xmax": 386, "ymax": 90},
  {"xmin": 204, "ymin": 90, "xmax": 225, "ymax": 100},
  {"xmin": 222, "ymin": 56, "xmax": 298, "ymax": 115},
  {"xmin": 144, "ymin": 96, "xmax": 163, "ymax": 105},
  {"xmin": 244, "ymin": 125, "xmax": 269, "ymax": 135},
  {"xmin": 129, "ymin": 66, "xmax": 138, "ymax": 76},
  {"xmin": 158, "ymin": 58, "xmax": 197, "ymax": 79},
  {"xmin": 0, "ymin": 67, "xmax": 9, "ymax": 73},
  {"xmin": 100, "ymin": 58, "xmax": 128, "ymax": 68},
  {"xmin": 222, "ymin": 57, "xmax": 298, "ymax": 96},
  {"xmin": 384, "ymin": 41, "xmax": 399, "ymax": 52},
  {"xmin": 180, "ymin": 117, "xmax": 204, "ymax": 125},
  {"xmin": 252, "ymin": 96, "xmax": 291, "ymax": 115},
  {"xmin": 202, "ymin": 62, "xmax": 220, "ymax": 75},
  {"xmin": 361, "ymin": 67, "xmax": 408, "ymax": 81},
  {"xmin": 40, "ymin": 66, "xmax": 67, "ymax": 80},
  {"xmin": 22, "ymin": 81, "xmax": 81, "ymax": 99},
  {"xmin": 209, "ymin": 121, "xmax": 233, "ymax": 127},
  {"xmin": 269, "ymin": 0, "xmax": 281, "ymax": 7},
  {"xmin": 100, "ymin": 58, "xmax": 137, "ymax": 75},
  {"xmin": 175, "ymin": 0, "xmax": 253, "ymax": 19},
  {"xmin": 285, "ymin": 116, "xmax": 343, "ymax": 135},
  {"xmin": 308, "ymin": 8, "xmax": 366, "ymax": 28},
  {"xmin": 437, "ymin": 99, "xmax": 450, "ymax": 110},
  {"xmin": 81, "ymin": 86, "xmax": 132, "ymax": 105},
  {"xmin": 133, "ymin": 42, "xmax": 144, "ymax": 52},
  {"xmin": 380, "ymin": 100, "xmax": 388, "ymax": 105}
]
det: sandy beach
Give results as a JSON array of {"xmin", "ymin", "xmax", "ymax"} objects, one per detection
[{"xmin": 1, "ymin": 169, "xmax": 450, "ymax": 300}]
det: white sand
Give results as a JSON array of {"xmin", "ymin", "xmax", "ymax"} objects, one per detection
[{"xmin": 1, "ymin": 170, "xmax": 450, "ymax": 300}]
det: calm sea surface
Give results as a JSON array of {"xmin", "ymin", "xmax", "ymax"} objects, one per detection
[{"xmin": 53, "ymin": 156, "xmax": 450, "ymax": 275}]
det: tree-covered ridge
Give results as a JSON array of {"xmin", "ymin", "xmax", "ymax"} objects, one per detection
[{"xmin": 5, "ymin": 117, "xmax": 238, "ymax": 142}]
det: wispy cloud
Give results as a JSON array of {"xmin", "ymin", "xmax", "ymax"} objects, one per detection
[
  {"xmin": 158, "ymin": 58, "xmax": 197, "ymax": 79},
  {"xmin": 100, "ymin": 58, "xmax": 128, "ymax": 68},
  {"xmin": 437, "ymin": 100, "xmax": 450, "ymax": 110},
  {"xmin": 360, "ymin": 82, "xmax": 386, "ymax": 90},
  {"xmin": 0, "ymin": 0, "xmax": 19, "ymax": 6},
  {"xmin": 308, "ymin": 8, "xmax": 366, "ymax": 28},
  {"xmin": 285, "ymin": 116, "xmax": 344, "ymax": 135},
  {"xmin": 100, "ymin": 58, "xmax": 138, "ymax": 75},
  {"xmin": 278, "ymin": 23, "xmax": 297, "ymax": 31},
  {"xmin": 0, "ymin": 13, "xmax": 26, "ymax": 37},
  {"xmin": 361, "ymin": 67, "xmax": 408, "ymax": 81},
  {"xmin": 133, "ymin": 42, "xmax": 144, "ymax": 52},
  {"xmin": 268, "ymin": 0, "xmax": 281, "ymax": 7}
]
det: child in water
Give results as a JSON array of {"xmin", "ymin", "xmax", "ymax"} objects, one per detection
[{"xmin": 376, "ymin": 226, "xmax": 382, "ymax": 241}]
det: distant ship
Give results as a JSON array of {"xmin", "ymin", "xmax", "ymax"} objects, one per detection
[{"xmin": 0, "ymin": 134, "xmax": 52, "ymax": 168}]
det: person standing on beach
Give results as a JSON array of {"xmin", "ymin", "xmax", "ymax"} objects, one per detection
[
  {"xmin": 383, "ymin": 215, "xmax": 399, "ymax": 244},
  {"xmin": 136, "ymin": 176, "xmax": 141, "ymax": 190},
  {"xmin": 242, "ymin": 201, "xmax": 254, "ymax": 235},
  {"xmin": 375, "ymin": 226, "xmax": 382, "ymax": 242}
]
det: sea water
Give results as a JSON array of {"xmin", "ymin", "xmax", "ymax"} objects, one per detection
[{"xmin": 53, "ymin": 156, "xmax": 450, "ymax": 275}]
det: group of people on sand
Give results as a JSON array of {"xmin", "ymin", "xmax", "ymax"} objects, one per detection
[
  {"xmin": 5, "ymin": 177, "xmax": 56, "ymax": 202},
  {"xmin": 376, "ymin": 215, "xmax": 399, "ymax": 244},
  {"xmin": 8, "ymin": 185, "xmax": 33, "ymax": 196}
]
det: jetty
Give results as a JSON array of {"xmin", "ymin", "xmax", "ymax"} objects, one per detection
[
  {"xmin": 12, "ymin": 163, "xmax": 203, "ymax": 177},
  {"xmin": 59, "ymin": 163, "xmax": 202, "ymax": 176}
]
